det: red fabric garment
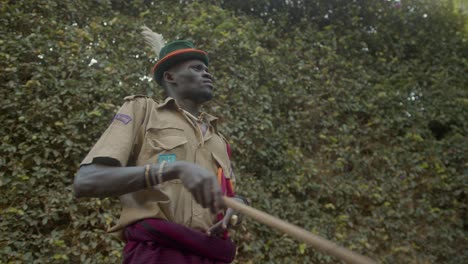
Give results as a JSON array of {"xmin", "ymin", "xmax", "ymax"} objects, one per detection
[
  {"xmin": 216, "ymin": 143, "xmax": 236, "ymax": 239},
  {"xmin": 123, "ymin": 218, "xmax": 236, "ymax": 264}
]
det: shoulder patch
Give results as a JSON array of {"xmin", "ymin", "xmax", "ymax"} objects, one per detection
[
  {"xmin": 113, "ymin": 113, "xmax": 132, "ymax": 125},
  {"xmin": 124, "ymin": 94, "xmax": 149, "ymax": 101}
]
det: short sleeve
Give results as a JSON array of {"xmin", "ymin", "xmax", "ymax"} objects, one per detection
[
  {"xmin": 225, "ymin": 142, "xmax": 236, "ymax": 184},
  {"xmin": 80, "ymin": 97, "xmax": 147, "ymax": 167}
]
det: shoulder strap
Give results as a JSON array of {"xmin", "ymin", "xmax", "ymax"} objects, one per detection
[{"xmin": 124, "ymin": 94, "xmax": 149, "ymax": 101}]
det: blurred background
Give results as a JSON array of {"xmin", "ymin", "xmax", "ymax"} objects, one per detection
[{"xmin": 0, "ymin": 0, "xmax": 466, "ymax": 263}]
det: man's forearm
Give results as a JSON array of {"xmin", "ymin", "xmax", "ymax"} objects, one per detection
[
  {"xmin": 74, "ymin": 163, "xmax": 178, "ymax": 198},
  {"xmin": 74, "ymin": 161, "xmax": 225, "ymax": 212}
]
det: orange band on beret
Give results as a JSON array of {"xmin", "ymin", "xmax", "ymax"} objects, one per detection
[{"xmin": 152, "ymin": 48, "xmax": 208, "ymax": 73}]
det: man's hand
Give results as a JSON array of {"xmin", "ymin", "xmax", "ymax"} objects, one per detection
[
  {"xmin": 170, "ymin": 161, "xmax": 225, "ymax": 213},
  {"xmin": 207, "ymin": 197, "xmax": 246, "ymax": 236},
  {"xmin": 206, "ymin": 208, "xmax": 237, "ymax": 236}
]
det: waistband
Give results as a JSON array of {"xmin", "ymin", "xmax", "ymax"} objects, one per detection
[{"xmin": 124, "ymin": 218, "xmax": 236, "ymax": 263}]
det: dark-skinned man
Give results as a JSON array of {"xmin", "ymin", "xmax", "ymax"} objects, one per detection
[{"xmin": 74, "ymin": 39, "xmax": 245, "ymax": 264}]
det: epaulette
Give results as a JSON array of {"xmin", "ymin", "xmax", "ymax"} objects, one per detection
[{"xmin": 124, "ymin": 95, "xmax": 149, "ymax": 101}]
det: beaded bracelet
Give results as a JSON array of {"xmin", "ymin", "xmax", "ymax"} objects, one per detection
[
  {"xmin": 144, "ymin": 164, "xmax": 152, "ymax": 189},
  {"xmin": 158, "ymin": 161, "xmax": 167, "ymax": 185}
]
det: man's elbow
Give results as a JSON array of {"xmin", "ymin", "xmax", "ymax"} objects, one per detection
[
  {"xmin": 73, "ymin": 178, "xmax": 85, "ymax": 198},
  {"xmin": 73, "ymin": 167, "xmax": 97, "ymax": 198}
]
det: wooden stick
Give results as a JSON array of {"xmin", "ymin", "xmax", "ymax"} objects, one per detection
[{"xmin": 223, "ymin": 197, "xmax": 376, "ymax": 264}]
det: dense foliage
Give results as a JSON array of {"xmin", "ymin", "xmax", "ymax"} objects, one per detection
[{"xmin": 1, "ymin": 0, "xmax": 466, "ymax": 263}]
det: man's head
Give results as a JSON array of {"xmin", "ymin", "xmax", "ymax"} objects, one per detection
[
  {"xmin": 152, "ymin": 40, "xmax": 213, "ymax": 103},
  {"xmin": 162, "ymin": 59, "xmax": 214, "ymax": 104}
]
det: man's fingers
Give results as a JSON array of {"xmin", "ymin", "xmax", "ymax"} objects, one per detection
[
  {"xmin": 191, "ymin": 186, "xmax": 204, "ymax": 207},
  {"xmin": 222, "ymin": 208, "xmax": 234, "ymax": 229},
  {"xmin": 207, "ymin": 220, "xmax": 223, "ymax": 235},
  {"xmin": 212, "ymin": 180, "xmax": 225, "ymax": 212},
  {"xmin": 214, "ymin": 190, "xmax": 224, "ymax": 212},
  {"xmin": 182, "ymin": 169, "xmax": 224, "ymax": 212}
]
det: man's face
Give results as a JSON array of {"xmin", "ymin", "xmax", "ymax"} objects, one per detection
[{"xmin": 167, "ymin": 59, "xmax": 214, "ymax": 104}]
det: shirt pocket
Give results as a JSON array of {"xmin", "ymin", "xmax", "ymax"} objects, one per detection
[
  {"xmin": 144, "ymin": 127, "xmax": 188, "ymax": 184},
  {"xmin": 211, "ymin": 152, "xmax": 231, "ymax": 179}
]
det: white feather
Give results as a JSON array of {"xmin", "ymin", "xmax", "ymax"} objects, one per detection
[{"xmin": 141, "ymin": 25, "xmax": 165, "ymax": 58}]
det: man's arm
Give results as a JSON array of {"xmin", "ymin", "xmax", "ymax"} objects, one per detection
[
  {"xmin": 74, "ymin": 163, "xmax": 158, "ymax": 198},
  {"xmin": 74, "ymin": 161, "xmax": 224, "ymax": 213}
]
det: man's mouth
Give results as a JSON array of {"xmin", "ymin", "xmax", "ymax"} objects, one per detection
[{"xmin": 202, "ymin": 80, "xmax": 213, "ymax": 88}]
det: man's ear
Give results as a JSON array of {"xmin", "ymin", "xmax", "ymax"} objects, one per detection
[{"xmin": 163, "ymin": 71, "xmax": 176, "ymax": 84}]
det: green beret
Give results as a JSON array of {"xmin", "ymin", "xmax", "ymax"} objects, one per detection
[{"xmin": 152, "ymin": 40, "xmax": 209, "ymax": 85}]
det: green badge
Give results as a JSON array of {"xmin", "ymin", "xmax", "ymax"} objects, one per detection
[{"xmin": 158, "ymin": 154, "xmax": 176, "ymax": 163}]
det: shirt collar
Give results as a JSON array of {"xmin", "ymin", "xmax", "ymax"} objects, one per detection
[
  {"xmin": 157, "ymin": 97, "xmax": 219, "ymax": 129},
  {"xmin": 157, "ymin": 96, "xmax": 178, "ymax": 109}
]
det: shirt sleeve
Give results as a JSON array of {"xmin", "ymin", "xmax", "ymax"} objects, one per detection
[
  {"xmin": 80, "ymin": 97, "xmax": 147, "ymax": 167},
  {"xmin": 226, "ymin": 142, "xmax": 236, "ymax": 185}
]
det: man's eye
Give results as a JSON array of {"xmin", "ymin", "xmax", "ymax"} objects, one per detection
[{"xmin": 192, "ymin": 65, "xmax": 203, "ymax": 71}]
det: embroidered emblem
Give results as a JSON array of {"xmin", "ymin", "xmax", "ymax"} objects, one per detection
[
  {"xmin": 113, "ymin": 113, "xmax": 132, "ymax": 125},
  {"xmin": 158, "ymin": 154, "xmax": 176, "ymax": 163}
]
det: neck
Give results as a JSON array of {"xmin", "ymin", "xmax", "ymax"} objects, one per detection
[
  {"xmin": 167, "ymin": 93, "xmax": 200, "ymax": 116},
  {"xmin": 178, "ymin": 98, "xmax": 200, "ymax": 117}
]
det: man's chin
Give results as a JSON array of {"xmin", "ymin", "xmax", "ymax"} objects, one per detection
[{"xmin": 194, "ymin": 90, "xmax": 213, "ymax": 104}]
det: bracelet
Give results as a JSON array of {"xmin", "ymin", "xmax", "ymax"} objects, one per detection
[
  {"xmin": 158, "ymin": 161, "xmax": 167, "ymax": 185},
  {"xmin": 144, "ymin": 164, "xmax": 151, "ymax": 189},
  {"xmin": 149, "ymin": 164, "xmax": 158, "ymax": 186}
]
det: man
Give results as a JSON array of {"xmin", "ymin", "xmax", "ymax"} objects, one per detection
[{"xmin": 74, "ymin": 39, "xmax": 245, "ymax": 263}]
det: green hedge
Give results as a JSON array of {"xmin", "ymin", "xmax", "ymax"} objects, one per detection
[{"xmin": 1, "ymin": 0, "xmax": 466, "ymax": 263}]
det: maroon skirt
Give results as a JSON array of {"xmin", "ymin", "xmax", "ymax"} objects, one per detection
[{"xmin": 123, "ymin": 218, "xmax": 236, "ymax": 264}]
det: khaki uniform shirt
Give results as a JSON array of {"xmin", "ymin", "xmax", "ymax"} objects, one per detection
[{"xmin": 80, "ymin": 96, "xmax": 234, "ymax": 233}]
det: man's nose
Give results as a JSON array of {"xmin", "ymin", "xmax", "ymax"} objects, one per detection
[{"xmin": 202, "ymin": 71, "xmax": 213, "ymax": 81}]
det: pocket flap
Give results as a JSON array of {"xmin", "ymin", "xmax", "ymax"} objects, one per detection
[
  {"xmin": 147, "ymin": 126, "xmax": 185, "ymax": 138},
  {"xmin": 152, "ymin": 136, "xmax": 188, "ymax": 150},
  {"xmin": 212, "ymin": 152, "xmax": 231, "ymax": 179}
]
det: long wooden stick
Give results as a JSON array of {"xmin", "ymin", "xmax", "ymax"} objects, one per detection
[{"xmin": 223, "ymin": 197, "xmax": 376, "ymax": 264}]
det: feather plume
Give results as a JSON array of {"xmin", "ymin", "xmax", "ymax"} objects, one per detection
[{"xmin": 141, "ymin": 25, "xmax": 165, "ymax": 58}]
